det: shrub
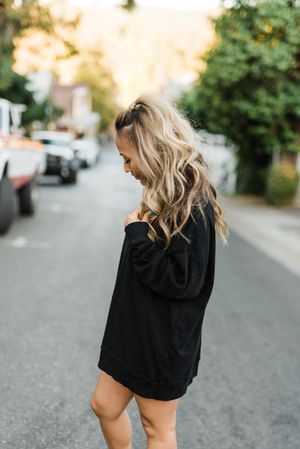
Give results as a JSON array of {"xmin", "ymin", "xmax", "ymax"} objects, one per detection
[{"xmin": 265, "ymin": 160, "xmax": 299, "ymax": 206}]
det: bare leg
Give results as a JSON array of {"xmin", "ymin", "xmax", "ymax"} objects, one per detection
[
  {"xmin": 90, "ymin": 370, "xmax": 134, "ymax": 449},
  {"xmin": 134, "ymin": 393, "xmax": 180, "ymax": 449},
  {"xmin": 99, "ymin": 410, "xmax": 133, "ymax": 449}
]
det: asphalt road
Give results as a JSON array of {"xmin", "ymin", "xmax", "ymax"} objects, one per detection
[{"xmin": 0, "ymin": 143, "xmax": 299, "ymax": 449}]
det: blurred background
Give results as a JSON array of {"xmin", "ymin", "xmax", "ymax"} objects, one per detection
[{"xmin": 0, "ymin": 1, "xmax": 299, "ymax": 448}]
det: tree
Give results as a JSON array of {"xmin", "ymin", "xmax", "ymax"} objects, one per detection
[
  {"xmin": 179, "ymin": 0, "xmax": 300, "ymax": 194},
  {"xmin": 75, "ymin": 52, "xmax": 119, "ymax": 134},
  {"xmin": 120, "ymin": 0, "xmax": 136, "ymax": 12},
  {"xmin": 0, "ymin": 71, "xmax": 62, "ymax": 133},
  {"xmin": 0, "ymin": 1, "xmax": 78, "ymax": 89},
  {"xmin": 0, "ymin": 0, "xmax": 79, "ymax": 127}
]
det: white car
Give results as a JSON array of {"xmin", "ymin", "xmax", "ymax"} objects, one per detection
[
  {"xmin": 32, "ymin": 130, "xmax": 80, "ymax": 184},
  {"xmin": 71, "ymin": 138, "xmax": 101, "ymax": 168},
  {"xmin": 0, "ymin": 99, "xmax": 46, "ymax": 234}
]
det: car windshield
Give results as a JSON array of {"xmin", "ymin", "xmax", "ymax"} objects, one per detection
[{"xmin": 39, "ymin": 138, "xmax": 70, "ymax": 147}]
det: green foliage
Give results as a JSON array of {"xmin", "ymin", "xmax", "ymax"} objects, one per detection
[
  {"xmin": 0, "ymin": 0, "xmax": 79, "ymax": 90},
  {"xmin": 265, "ymin": 160, "xmax": 299, "ymax": 205},
  {"xmin": 179, "ymin": 0, "xmax": 300, "ymax": 194},
  {"xmin": 236, "ymin": 163, "xmax": 269, "ymax": 194},
  {"xmin": 120, "ymin": 0, "xmax": 136, "ymax": 12},
  {"xmin": 75, "ymin": 53, "xmax": 119, "ymax": 133},
  {"xmin": 0, "ymin": 0, "xmax": 79, "ymax": 129},
  {"xmin": 0, "ymin": 71, "xmax": 62, "ymax": 132}
]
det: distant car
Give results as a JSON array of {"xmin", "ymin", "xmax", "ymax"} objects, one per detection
[
  {"xmin": 71, "ymin": 138, "xmax": 101, "ymax": 168},
  {"xmin": 32, "ymin": 131, "xmax": 80, "ymax": 184}
]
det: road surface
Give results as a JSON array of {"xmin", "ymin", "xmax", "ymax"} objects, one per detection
[{"xmin": 0, "ymin": 143, "xmax": 299, "ymax": 449}]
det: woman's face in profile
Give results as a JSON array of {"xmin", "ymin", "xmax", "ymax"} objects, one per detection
[{"xmin": 116, "ymin": 132, "xmax": 146, "ymax": 185}]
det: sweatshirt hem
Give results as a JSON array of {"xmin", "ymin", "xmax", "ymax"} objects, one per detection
[{"xmin": 97, "ymin": 348, "xmax": 193, "ymax": 401}]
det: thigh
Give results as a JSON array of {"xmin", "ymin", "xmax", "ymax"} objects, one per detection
[
  {"xmin": 91, "ymin": 370, "xmax": 134, "ymax": 419},
  {"xmin": 134, "ymin": 392, "xmax": 180, "ymax": 433}
]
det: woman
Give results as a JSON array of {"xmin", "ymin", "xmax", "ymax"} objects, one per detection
[{"xmin": 90, "ymin": 92, "xmax": 229, "ymax": 449}]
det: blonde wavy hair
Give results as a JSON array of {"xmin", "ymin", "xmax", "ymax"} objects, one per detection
[{"xmin": 115, "ymin": 92, "xmax": 229, "ymax": 249}]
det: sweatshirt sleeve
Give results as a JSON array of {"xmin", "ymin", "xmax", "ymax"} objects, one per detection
[{"xmin": 124, "ymin": 210, "xmax": 211, "ymax": 300}]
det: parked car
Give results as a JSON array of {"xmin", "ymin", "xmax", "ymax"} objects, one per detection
[
  {"xmin": 32, "ymin": 130, "xmax": 80, "ymax": 184},
  {"xmin": 0, "ymin": 98, "xmax": 46, "ymax": 234},
  {"xmin": 71, "ymin": 138, "xmax": 101, "ymax": 168}
]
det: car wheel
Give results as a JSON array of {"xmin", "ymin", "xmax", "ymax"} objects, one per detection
[
  {"xmin": 0, "ymin": 177, "xmax": 15, "ymax": 234},
  {"xmin": 18, "ymin": 177, "xmax": 39, "ymax": 215},
  {"xmin": 62, "ymin": 170, "xmax": 77, "ymax": 184}
]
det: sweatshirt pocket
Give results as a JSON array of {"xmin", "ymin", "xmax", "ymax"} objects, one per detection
[
  {"xmin": 168, "ymin": 300, "xmax": 204, "ymax": 354},
  {"xmin": 169, "ymin": 302, "xmax": 181, "ymax": 330},
  {"xmin": 168, "ymin": 302, "xmax": 186, "ymax": 352}
]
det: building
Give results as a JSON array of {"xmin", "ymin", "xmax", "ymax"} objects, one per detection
[{"xmin": 51, "ymin": 84, "xmax": 100, "ymax": 137}]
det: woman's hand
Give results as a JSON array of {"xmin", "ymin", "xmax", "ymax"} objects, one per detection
[{"xmin": 124, "ymin": 207, "xmax": 149, "ymax": 228}]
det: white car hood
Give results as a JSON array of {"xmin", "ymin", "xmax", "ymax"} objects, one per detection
[{"xmin": 44, "ymin": 144, "xmax": 70, "ymax": 157}]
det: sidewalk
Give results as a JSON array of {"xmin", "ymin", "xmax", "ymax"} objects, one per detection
[{"xmin": 219, "ymin": 194, "xmax": 300, "ymax": 278}]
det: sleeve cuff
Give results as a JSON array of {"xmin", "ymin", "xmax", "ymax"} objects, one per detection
[{"xmin": 124, "ymin": 221, "xmax": 150, "ymax": 246}]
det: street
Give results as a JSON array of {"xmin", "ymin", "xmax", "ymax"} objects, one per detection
[{"xmin": 1, "ymin": 143, "xmax": 299, "ymax": 449}]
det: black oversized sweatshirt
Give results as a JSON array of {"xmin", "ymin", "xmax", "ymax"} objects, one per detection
[{"xmin": 98, "ymin": 199, "xmax": 216, "ymax": 400}]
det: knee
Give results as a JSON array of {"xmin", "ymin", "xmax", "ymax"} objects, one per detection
[
  {"xmin": 140, "ymin": 414, "xmax": 176, "ymax": 440},
  {"xmin": 90, "ymin": 393, "xmax": 101, "ymax": 417},
  {"xmin": 90, "ymin": 393, "xmax": 120, "ymax": 420}
]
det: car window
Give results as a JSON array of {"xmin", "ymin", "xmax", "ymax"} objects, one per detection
[{"xmin": 39, "ymin": 139, "xmax": 69, "ymax": 147}]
